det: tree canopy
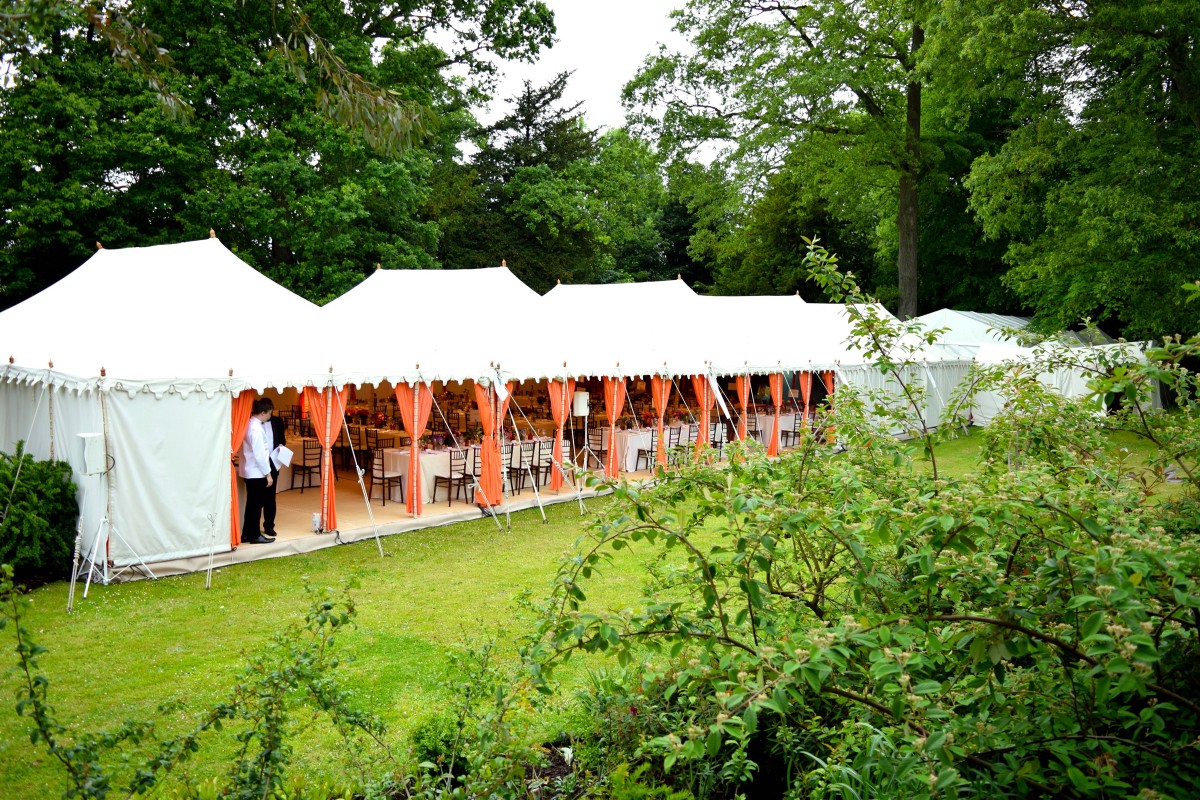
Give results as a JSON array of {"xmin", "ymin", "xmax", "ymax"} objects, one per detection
[{"xmin": 0, "ymin": 0, "xmax": 555, "ymax": 304}]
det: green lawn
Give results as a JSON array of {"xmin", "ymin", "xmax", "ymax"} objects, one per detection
[
  {"xmin": 0, "ymin": 428, "xmax": 1183, "ymax": 798},
  {"xmin": 0, "ymin": 497, "xmax": 645, "ymax": 798}
]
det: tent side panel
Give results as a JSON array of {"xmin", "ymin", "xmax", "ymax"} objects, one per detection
[
  {"xmin": 107, "ymin": 390, "xmax": 231, "ymax": 565},
  {"xmin": 1, "ymin": 383, "xmax": 110, "ymax": 559},
  {"xmin": 0, "ymin": 381, "xmax": 52, "ymax": 457}
]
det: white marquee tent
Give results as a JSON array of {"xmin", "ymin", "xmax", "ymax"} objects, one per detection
[
  {"xmin": 5, "ymin": 238, "xmax": 1114, "ymax": 574},
  {"xmin": 917, "ymin": 308, "xmax": 1145, "ymax": 425},
  {"xmin": 0, "ymin": 238, "xmax": 328, "ymax": 570}
]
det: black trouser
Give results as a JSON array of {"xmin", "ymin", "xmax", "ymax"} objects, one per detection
[
  {"xmin": 243, "ymin": 476, "xmax": 269, "ymax": 540},
  {"xmin": 264, "ymin": 467, "xmax": 278, "ymax": 536}
]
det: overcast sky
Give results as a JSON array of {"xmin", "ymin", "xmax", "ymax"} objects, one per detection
[{"xmin": 480, "ymin": 1, "xmax": 686, "ymax": 131}]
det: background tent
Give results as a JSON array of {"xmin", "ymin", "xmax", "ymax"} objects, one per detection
[
  {"xmin": 0, "ymin": 238, "xmax": 327, "ymax": 569},
  {"xmin": 917, "ymin": 309, "xmax": 1147, "ymax": 425},
  {"xmin": 696, "ymin": 297, "xmax": 972, "ymax": 430},
  {"xmin": 918, "ymin": 309, "xmax": 1115, "ymax": 354}
]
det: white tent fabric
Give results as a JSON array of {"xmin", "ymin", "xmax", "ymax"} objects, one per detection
[
  {"xmin": 536, "ymin": 279, "xmax": 704, "ymax": 379},
  {"xmin": 3, "ymin": 237, "xmax": 1141, "ymax": 571},
  {"xmin": 0, "ymin": 238, "xmax": 326, "ymax": 394},
  {"xmin": 0, "ymin": 238, "xmax": 329, "ymax": 567},
  {"xmin": 919, "ymin": 308, "xmax": 1114, "ymax": 353},
  {"xmin": 321, "ymin": 266, "xmax": 543, "ymax": 386},
  {"xmin": 918, "ymin": 309, "xmax": 1143, "ymax": 425}
]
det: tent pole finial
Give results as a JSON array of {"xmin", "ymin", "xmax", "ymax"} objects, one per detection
[
  {"xmin": 96, "ymin": 241, "xmax": 103, "ymax": 250},
  {"xmin": 100, "ymin": 367, "xmax": 106, "ymax": 377},
  {"xmin": 502, "ymin": 259, "xmax": 507, "ymax": 267},
  {"xmin": 209, "ymin": 228, "xmax": 216, "ymax": 238},
  {"xmin": 376, "ymin": 262, "xmax": 381, "ymax": 270},
  {"xmin": 228, "ymin": 368, "xmax": 233, "ymax": 377},
  {"xmin": 8, "ymin": 356, "xmax": 13, "ymax": 364},
  {"xmin": 48, "ymin": 360, "xmax": 53, "ymax": 369}
]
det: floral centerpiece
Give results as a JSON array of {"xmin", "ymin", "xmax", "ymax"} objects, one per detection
[
  {"xmin": 640, "ymin": 410, "xmax": 655, "ymax": 428},
  {"xmin": 373, "ymin": 411, "xmax": 387, "ymax": 428}
]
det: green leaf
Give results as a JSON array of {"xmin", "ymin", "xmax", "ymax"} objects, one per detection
[{"xmin": 705, "ymin": 727, "xmax": 723, "ymax": 757}]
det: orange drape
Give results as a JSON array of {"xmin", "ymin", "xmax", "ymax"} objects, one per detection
[
  {"xmin": 303, "ymin": 385, "xmax": 348, "ymax": 531},
  {"xmin": 396, "ymin": 382, "xmax": 433, "ymax": 515},
  {"xmin": 547, "ymin": 378, "xmax": 576, "ymax": 491},
  {"xmin": 799, "ymin": 371, "xmax": 813, "ymax": 427},
  {"xmin": 650, "ymin": 376, "xmax": 670, "ymax": 467},
  {"xmin": 230, "ymin": 393, "xmax": 255, "ymax": 548},
  {"xmin": 735, "ymin": 375, "xmax": 750, "ymax": 441},
  {"xmin": 690, "ymin": 375, "xmax": 715, "ymax": 460},
  {"xmin": 602, "ymin": 377, "xmax": 627, "ymax": 479},
  {"xmin": 821, "ymin": 371, "xmax": 836, "ymax": 444},
  {"xmin": 474, "ymin": 381, "xmax": 513, "ymax": 506},
  {"xmin": 768, "ymin": 373, "xmax": 783, "ymax": 456}
]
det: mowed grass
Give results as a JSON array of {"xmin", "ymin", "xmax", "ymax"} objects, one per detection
[
  {"xmin": 0, "ymin": 428, "xmax": 1183, "ymax": 798},
  {"xmin": 0, "ymin": 497, "xmax": 647, "ymax": 799}
]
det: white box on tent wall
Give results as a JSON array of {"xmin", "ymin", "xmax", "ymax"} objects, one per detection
[{"xmin": 78, "ymin": 432, "xmax": 106, "ymax": 475}]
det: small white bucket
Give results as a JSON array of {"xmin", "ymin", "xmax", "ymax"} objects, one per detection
[{"xmin": 311, "ymin": 512, "xmax": 322, "ymax": 532}]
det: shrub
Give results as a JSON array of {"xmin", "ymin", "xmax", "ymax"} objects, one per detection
[
  {"xmin": 409, "ymin": 711, "xmax": 463, "ymax": 773},
  {"xmin": 524, "ymin": 243, "xmax": 1200, "ymax": 799},
  {"xmin": 0, "ymin": 441, "xmax": 77, "ymax": 587}
]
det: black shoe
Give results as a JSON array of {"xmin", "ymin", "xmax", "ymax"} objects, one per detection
[{"xmin": 242, "ymin": 534, "xmax": 275, "ymax": 544}]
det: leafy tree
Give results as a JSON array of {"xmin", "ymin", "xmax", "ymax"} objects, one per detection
[
  {"xmin": 0, "ymin": 0, "xmax": 555, "ymax": 306},
  {"xmin": 925, "ymin": 0, "xmax": 1200, "ymax": 338},
  {"xmin": 705, "ymin": 154, "xmax": 882, "ymax": 300},
  {"xmin": 439, "ymin": 75, "xmax": 672, "ymax": 290},
  {"xmin": 626, "ymin": 0, "xmax": 928, "ymax": 315}
]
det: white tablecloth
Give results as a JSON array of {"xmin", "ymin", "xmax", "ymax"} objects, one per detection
[
  {"xmin": 383, "ymin": 447, "xmax": 470, "ymax": 504},
  {"xmin": 382, "ymin": 440, "xmax": 551, "ymax": 504},
  {"xmin": 597, "ymin": 424, "xmax": 717, "ymax": 472},
  {"xmin": 749, "ymin": 411, "xmax": 798, "ymax": 447}
]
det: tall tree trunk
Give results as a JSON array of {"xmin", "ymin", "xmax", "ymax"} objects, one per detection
[{"xmin": 897, "ymin": 23, "xmax": 923, "ymax": 320}]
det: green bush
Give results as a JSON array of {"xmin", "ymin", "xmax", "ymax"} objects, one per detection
[
  {"xmin": 0, "ymin": 441, "xmax": 77, "ymax": 587},
  {"xmin": 523, "ymin": 244, "xmax": 1200, "ymax": 799},
  {"xmin": 409, "ymin": 711, "xmax": 462, "ymax": 772}
]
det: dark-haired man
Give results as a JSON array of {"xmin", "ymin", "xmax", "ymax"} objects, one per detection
[{"xmin": 238, "ymin": 397, "xmax": 276, "ymax": 544}]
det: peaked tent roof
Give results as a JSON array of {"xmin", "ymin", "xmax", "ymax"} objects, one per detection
[
  {"xmin": 537, "ymin": 279, "xmax": 704, "ymax": 378},
  {"xmin": 320, "ymin": 266, "xmax": 543, "ymax": 385},
  {"xmin": 0, "ymin": 238, "xmax": 325, "ymax": 393},
  {"xmin": 919, "ymin": 308, "xmax": 1114, "ymax": 352}
]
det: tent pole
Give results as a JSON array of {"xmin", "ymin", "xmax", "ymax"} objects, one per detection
[
  {"xmin": 568, "ymin": 397, "xmax": 585, "ymax": 514},
  {"xmin": 204, "ymin": 513, "xmax": 218, "ymax": 588},
  {"xmin": 412, "ymin": 383, "xmax": 420, "ymax": 519},
  {"xmin": 505, "ymin": 402, "xmax": 546, "ymax": 524},
  {"xmin": 421, "ymin": 376, "xmax": 504, "ymax": 533},
  {"xmin": 66, "ymin": 520, "xmax": 82, "ymax": 612},
  {"xmin": 495, "ymin": 379, "xmax": 512, "ymax": 531},
  {"xmin": 341, "ymin": 411, "xmax": 384, "ymax": 556}
]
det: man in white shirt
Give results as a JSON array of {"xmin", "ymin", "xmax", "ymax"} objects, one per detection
[{"xmin": 238, "ymin": 397, "xmax": 276, "ymax": 544}]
